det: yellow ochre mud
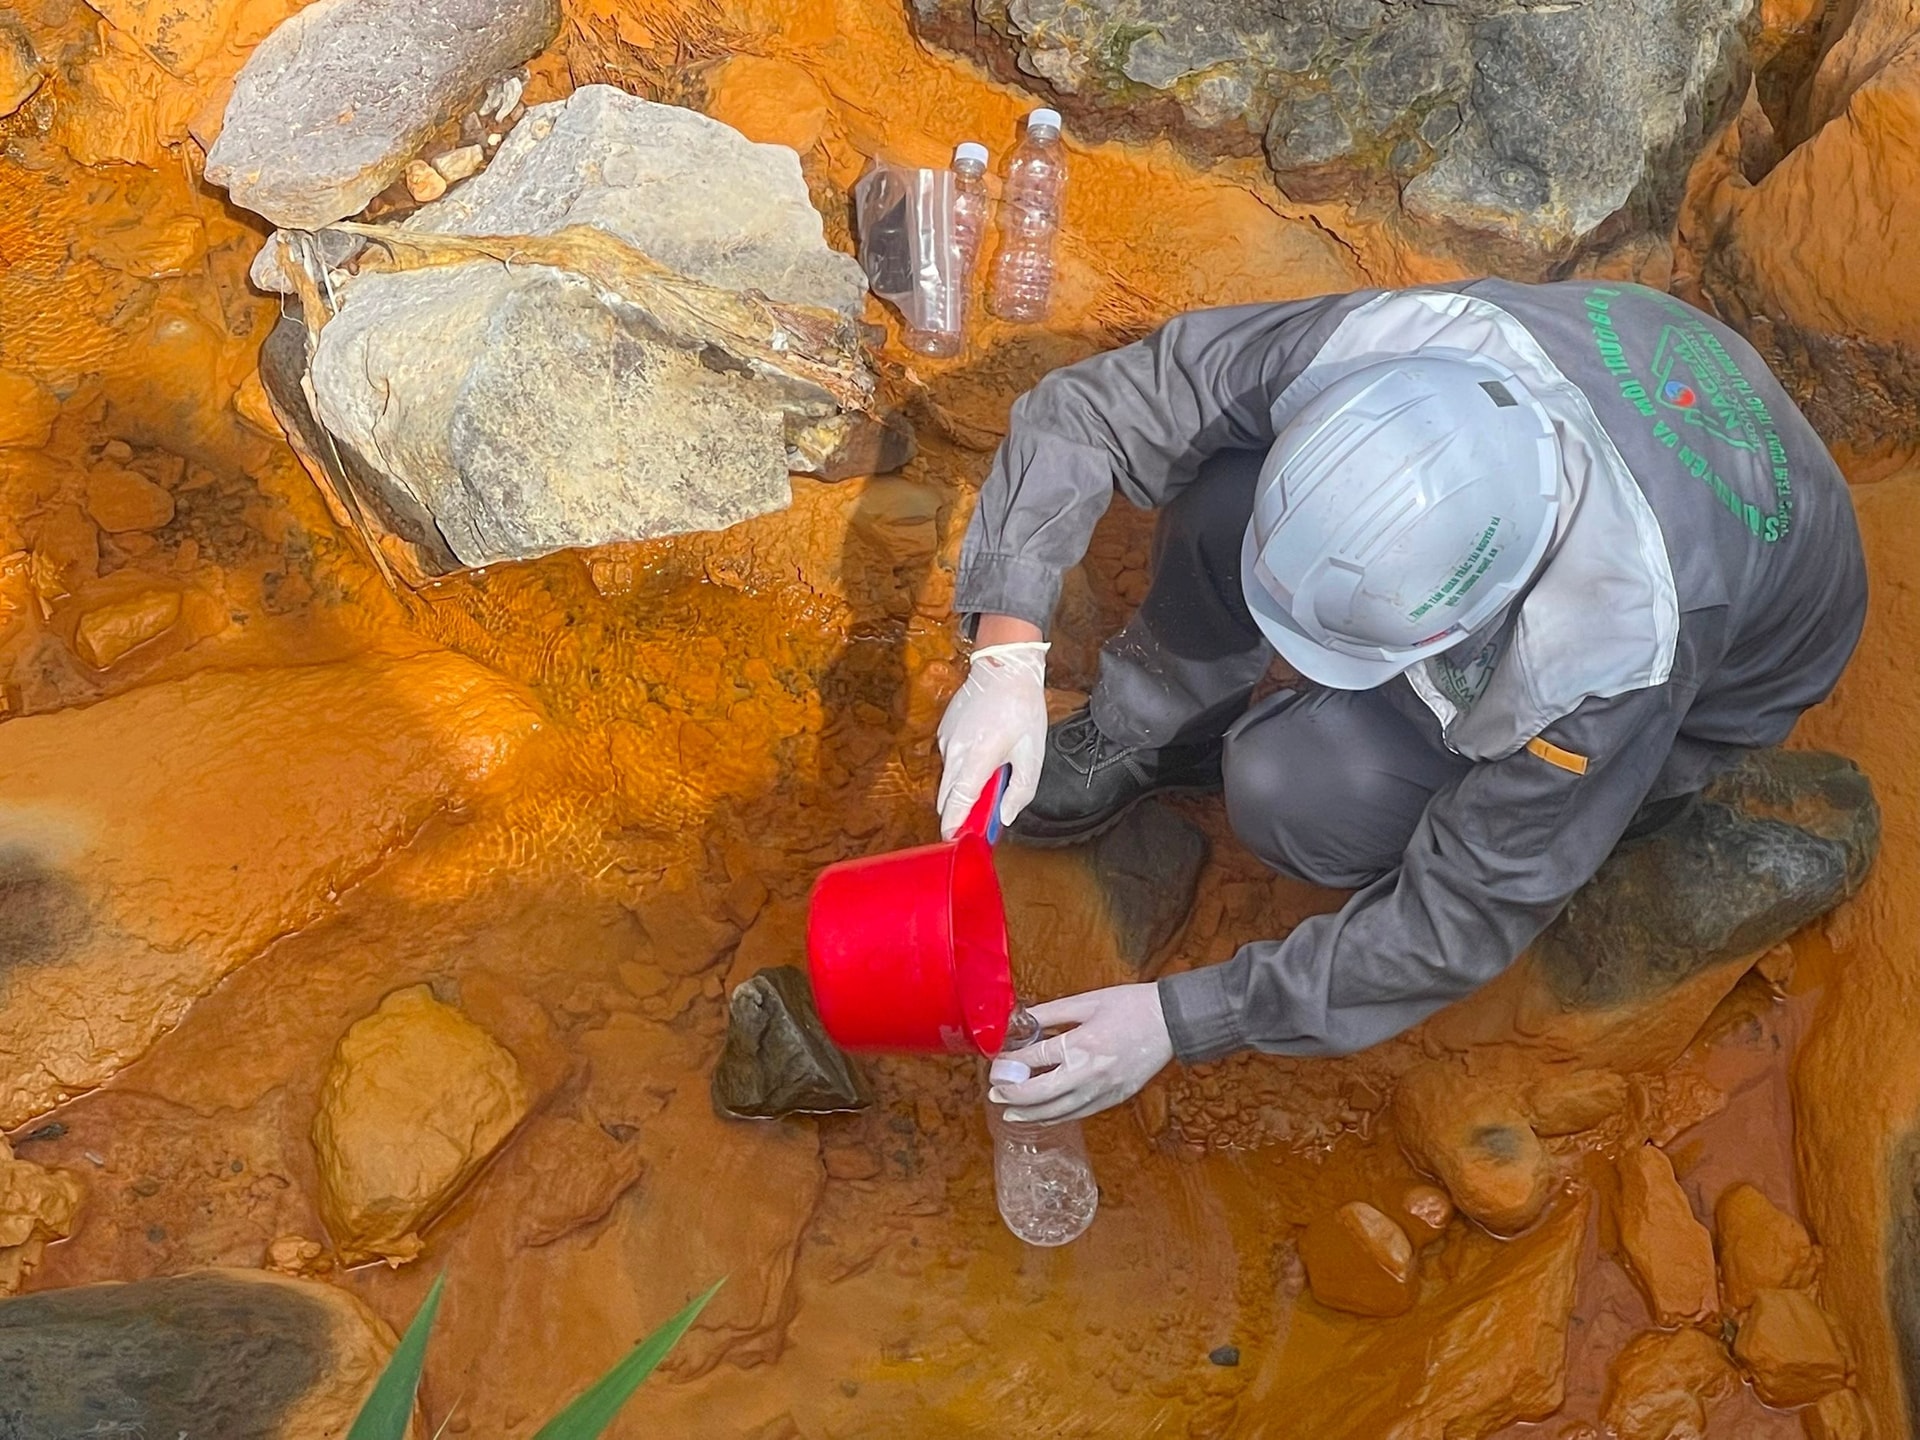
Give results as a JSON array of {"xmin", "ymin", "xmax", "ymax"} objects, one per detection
[{"xmin": 2, "ymin": 0, "xmax": 1918, "ymax": 1434}]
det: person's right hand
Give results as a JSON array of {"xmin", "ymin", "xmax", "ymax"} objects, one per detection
[{"xmin": 935, "ymin": 640, "xmax": 1050, "ymax": 838}]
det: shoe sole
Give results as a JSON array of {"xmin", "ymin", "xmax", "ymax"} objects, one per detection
[{"xmin": 1007, "ymin": 778, "xmax": 1223, "ymax": 849}]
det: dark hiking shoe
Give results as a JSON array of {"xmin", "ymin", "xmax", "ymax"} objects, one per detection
[{"xmin": 1009, "ymin": 707, "xmax": 1224, "ymax": 846}]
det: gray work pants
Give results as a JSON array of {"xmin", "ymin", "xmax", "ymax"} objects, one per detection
[{"xmin": 1088, "ymin": 448, "xmax": 1476, "ymax": 889}]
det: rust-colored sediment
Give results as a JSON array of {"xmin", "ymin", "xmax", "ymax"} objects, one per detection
[{"xmin": 1, "ymin": 0, "xmax": 1915, "ymax": 1435}]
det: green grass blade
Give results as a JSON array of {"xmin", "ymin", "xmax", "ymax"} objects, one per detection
[
  {"xmin": 349, "ymin": 1272, "xmax": 448, "ymax": 1440},
  {"xmin": 530, "ymin": 1279, "xmax": 725, "ymax": 1440}
]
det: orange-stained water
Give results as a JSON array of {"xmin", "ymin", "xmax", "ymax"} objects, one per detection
[{"xmin": 0, "ymin": 0, "xmax": 1908, "ymax": 1435}]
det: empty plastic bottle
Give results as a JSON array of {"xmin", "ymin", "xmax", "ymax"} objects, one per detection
[
  {"xmin": 904, "ymin": 144, "xmax": 993, "ymax": 358},
  {"xmin": 989, "ymin": 108, "xmax": 1067, "ymax": 323},
  {"xmin": 986, "ymin": 1005, "xmax": 1098, "ymax": 1247},
  {"xmin": 951, "ymin": 141, "xmax": 991, "ymax": 277}
]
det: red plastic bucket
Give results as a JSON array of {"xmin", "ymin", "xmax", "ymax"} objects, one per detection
[{"xmin": 806, "ymin": 767, "xmax": 1014, "ymax": 1056}]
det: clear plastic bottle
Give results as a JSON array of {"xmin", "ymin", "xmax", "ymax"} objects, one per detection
[
  {"xmin": 988, "ymin": 108, "xmax": 1067, "ymax": 324},
  {"xmin": 903, "ymin": 145, "xmax": 992, "ymax": 358},
  {"xmin": 951, "ymin": 141, "xmax": 991, "ymax": 278},
  {"xmin": 986, "ymin": 1006, "xmax": 1098, "ymax": 1247}
]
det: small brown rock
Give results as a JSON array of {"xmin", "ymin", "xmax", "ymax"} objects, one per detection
[
  {"xmin": 85, "ymin": 466, "xmax": 176, "ymax": 533},
  {"xmin": 1395, "ymin": 1182, "xmax": 1455, "ymax": 1246},
  {"xmin": 1803, "ymin": 1387, "xmax": 1869, "ymax": 1440},
  {"xmin": 430, "ymin": 144, "xmax": 485, "ymax": 182},
  {"xmin": 1754, "ymin": 942, "xmax": 1797, "ymax": 990},
  {"xmin": 313, "ymin": 985, "xmax": 531, "ymax": 1265},
  {"xmin": 1733, "ymin": 1288, "xmax": 1848, "ymax": 1408},
  {"xmin": 1601, "ymin": 1327, "xmax": 1736, "ymax": 1440},
  {"xmin": 404, "ymin": 159, "xmax": 448, "ymax": 203},
  {"xmin": 73, "ymin": 590, "xmax": 182, "ymax": 669},
  {"xmin": 1715, "ymin": 1183, "xmax": 1818, "ymax": 1313},
  {"xmin": 1616, "ymin": 1144, "xmax": 1719, "ymax": 1327},
  {"xmin": 1299, "ymin": 1200, "xmax": 1416, "ymax": 1317},
  {"xmin": 264, "ymin": 1235, "xmax": 331, "ymax": 1278},
  {"xmin": 1394, "ymin": 1063, "xmax": 1556, "ymax": 1235},
  {"xmin": 0, "ymin": 1137, "xmax": 84, "ymax": 1295},
  {"xmin": 1527, "ymin": 1068, "xmax": 1631, "ymax": 1137}
]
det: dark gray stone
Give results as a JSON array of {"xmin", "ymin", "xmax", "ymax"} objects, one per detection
[
  {"xmin": 1534, "ymin": 750, "xmax": 1878, "ymax": 1010},
  {"xmin": 205, "ymin": 0, "xmax": 560, "ymax": 230},
  {"xmin": 911, "ymin": 0, "xmax": 1751, "ymax": 267},
  {"xmin": 1266, "ymin": 87, "xmax": 1354, "ymax": 170},
  {"xmin": 0, "ymin": 1271, "xmax": 335, "ymax": 1439},
  {"xmin": 1403, "ymin": 0, "xmax": 1749, "ymax": 257},
  {"xmin": 713, "ymin": 966, "xmax": 873, "ymax": 1120},
  {"xmin": 1086, "ymin": 800, "xmax": 1211, "ymax": 970}
]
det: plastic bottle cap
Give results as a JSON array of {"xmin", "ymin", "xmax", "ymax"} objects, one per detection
[
  {"xmin": 1029, "ymin": 108, "xmax": 1063, "ymax": 134},
  {"xmin": 954, "ymin": 141, "xmax": 989, "ymax": 165},
  {"xmin": 990, "ymin": 1058, "xmax": 1032, "ymax": 1086}
]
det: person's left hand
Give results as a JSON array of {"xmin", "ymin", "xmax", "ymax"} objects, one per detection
[{"xmin": 988, "ymin": 984, "xmax": 1174, "ymax": 1123}]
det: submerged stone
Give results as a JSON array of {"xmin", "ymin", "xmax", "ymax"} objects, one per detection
[
  {"xmin": 0, "ymin": 1269, "xmax": 394, "ymax": 1437},
  {"xmin": 1299, "ymin": 1200, "xmax": 1416, "ymax": 1317},
  {"xmin": 0, "ymin": 654, "xmax": 543, "ymax": 1130},
  {"xmin": 1600, "ymin": 1327, "xmax": 1737, "ymax": 1440},
  {"xmin": 1805, "ymin": 1387, "xmax": 1871, "ymax": 1440},
  {"xmin": 713, "ymin": 965, "xmax": 873, "ymax": 1120},
  {"xmin": 1533, "ymin": 750, "xmax": 1878, "ymax": 1011},
  {"xmin": 1084, "ymin": 799, "xmax": 1209, "ymax": 970},
  {"xmin": 1615, "ymin": 1144, "xmax": 1719, "ymax": 1328},
  {"xmin": 1394, "ymin": 1062, "xmax": 1556, "ymax": 1235},
  {"xmin": 1715, "ymin": 1182, "xmax": 1818, "ymax": 1314},
  {"xmin": 1286, "ymin": 1193, "xmax": 1590, "ymax": 1434},
  {"xmin": 313, "ymin": 985, "xmax": 532, "ymax": 1265},
  {"xmin": 1733, "ymin": 1287, "xmax": 1849, "ymax": 1407},
  {"xmin": 204, "ymin": 0, "xmax": 560, "ymax": 229}
]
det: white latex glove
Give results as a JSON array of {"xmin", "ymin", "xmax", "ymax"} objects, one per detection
[
  {"xmin": 987, "ymin": 984, "xmax": 1175, "ymax": 1124},
  {"xmin": 935, "ymin": 640, "xmax": 1050, "ymax": 839}
]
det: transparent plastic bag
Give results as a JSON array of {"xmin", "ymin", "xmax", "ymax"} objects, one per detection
[{"xmin": 853, "ymin": 162, "xmax": 964, "ymax": 354}]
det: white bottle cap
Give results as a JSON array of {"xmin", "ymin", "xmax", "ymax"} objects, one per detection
[
  {"xmin": 990, "ymin": 1058, "xmax": 1032, "ymax": 1086},
  {"xmin": 954, "ymin": 141, "xmax": 989, "ymax": 165},
  {"xmin": 1029, "ymin": 107, "xmax": 1063, "ymax": 133}
]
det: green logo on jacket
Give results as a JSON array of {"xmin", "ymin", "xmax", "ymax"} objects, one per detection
[{"xmin": 1585, "ymin": 287, "xmax": 1793, "ymax": 543}]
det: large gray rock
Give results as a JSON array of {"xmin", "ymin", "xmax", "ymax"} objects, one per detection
[
  {"xmin": 290, "ymin": 89, "xmax": 896, "ymax": 571},
  {"xmin": 911, "ymin": 0, "xmax": 1753, "ymax": 268},
  {"xmin": 406, "ymin": 85, "xmax": 868, "ymax": 316},
  {"xmin": 712, "ymin": 966, "xmax": 873, "ymax": 1120},
  {"xmin": 1402, "ymin": 0, "xmax": 1750, "ymax": 257},
  {"xmin": 1535, "ymin": 749, "xmax": 1878, "ymax": 1010},
  {"xmin": 205, "ymin": 0, "xmax": 559, "ymax": 230},
  {"xmin": 0, "ymin": 1269, "xmax": 397, "ymax": 1438},
  {"xmin": 309, "ymin": 265, "xmax": 800, "ymax": 564}
]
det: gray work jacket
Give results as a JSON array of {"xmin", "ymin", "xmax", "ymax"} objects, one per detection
[{"xmin": 953, "ymin": 280, "xmax": 1867, "ymax": 1061}]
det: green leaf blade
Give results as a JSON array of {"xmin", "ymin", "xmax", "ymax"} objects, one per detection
[
  {"xmin": 530, "ymin": 1278, "xmax": 725, "ymax": 1440},
  {"xmin": 349, "ymin": 1272, "xmax": 449, "ymax": 1440}
]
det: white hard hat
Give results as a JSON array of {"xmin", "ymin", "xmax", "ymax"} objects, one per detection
[{"xmin": 1240, "ymin": 351, "xmax": 1561, "ymax": 690}]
